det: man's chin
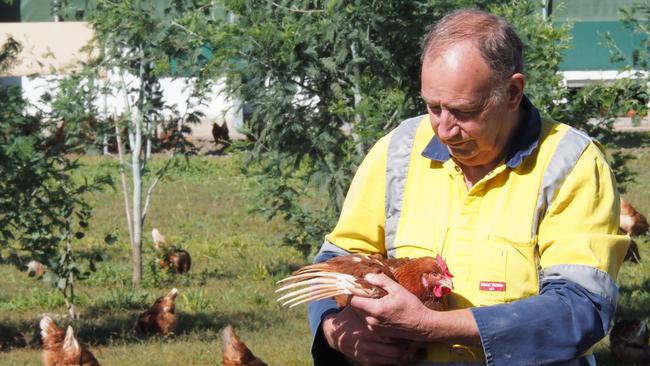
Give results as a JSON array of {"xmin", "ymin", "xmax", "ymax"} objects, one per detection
[
  {"xmin": 448, "ymin": 147, "xmax": 478, "ymax": 162},
  {"xmin": 449, "ymin": 152, "xmax": 489, "ymax": 167}
]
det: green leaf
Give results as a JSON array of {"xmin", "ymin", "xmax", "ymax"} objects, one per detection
[{"xmin": 57, "ymin": 278, "xmax": 67, "ymax": 290}]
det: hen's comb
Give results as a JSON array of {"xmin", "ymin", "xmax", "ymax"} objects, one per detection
[{"xmin": 436, "ymin": 254, "xmax": 453, "ymax": 277}]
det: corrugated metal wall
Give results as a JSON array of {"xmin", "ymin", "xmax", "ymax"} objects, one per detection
[
  {"xmin": 552, "ymin": 0, "xmax": 645, "ymax": 71},
  {"xmin": 0, "ymin": 0, "xmax": 175, "ymax": 22}
]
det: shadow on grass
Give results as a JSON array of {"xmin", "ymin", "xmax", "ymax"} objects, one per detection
[
  {"xmin": 614, "ymin": 131, "xmax": 650, "ymax": 149},
  {"xmin": 0, "ymin": 307, "xmax": 283, "ymax": 351},
  {"xmin": 616, "ymin": 280, "xmax": 650, "ymax": 321}
]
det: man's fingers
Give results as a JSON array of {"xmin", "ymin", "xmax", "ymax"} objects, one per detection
[
  {"xmin": 348, "ymin": 294, "xmax": 379, "ymax": 314},
  {"xmin": 364, "ymin": 272, "xmax": 402, "ymax": 293},
  {"xmin": 348, "ymin": 273, "xmax": 403, "ymax": 312},
  {"xmin": 349, "ymin": 338, "xmax": 410, "ymax": 365}
]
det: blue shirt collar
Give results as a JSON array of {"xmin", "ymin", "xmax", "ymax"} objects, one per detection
[{"xmin": 421, "ymin": 95, "xmax": 541, "ymax": 169}]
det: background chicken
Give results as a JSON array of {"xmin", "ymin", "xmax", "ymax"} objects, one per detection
[
  {"xmin": 40, "ymin": 315, "xmax": 100, "ymax": 366},
  {"xmin": 620, "ymin": 196, "xmax": 649, "ymax": 237},
  {"xmin": 135, "ymin": 288, "xmax": 179, "ymax": 336},
  {"xmin": 151, "ymin": 228, "xmax": 191, "ymax": 274},
  {"xmin": 276, "ymin": 253, "xmax": 453, "ymax": 311},
  {"xmin": 212, "ymin": 121, "xmax": 230, "ymax": 145},
  {"xmin": 610, "ymin": 319, "xmax": 650, "ymax": 364},
  {"xmin": 624, "ymin": 238, "xmax": 641, "ymax": 263},
  {"xmin": 26, "ymin": 260, "xmax": 45, "ymax": 278},
  {"xmin": 221, "ymin": 324, "xmax": 267, "ymax": 366}
]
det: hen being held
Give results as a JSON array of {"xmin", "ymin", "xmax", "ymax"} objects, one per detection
[
  {"xmin": 135, "ymin": 288, "xmax": 179, "ymax": 336},
  {"xmin": 276, "ymin": 253, "xmax": 453, "ymax": 365},
  {"xmin": 40, "ymin": 315, "xmax": 100, "ymax": 366},
  {"xmin": 276, "ymin": 253, "xmax": 453, "ymax": 310}
]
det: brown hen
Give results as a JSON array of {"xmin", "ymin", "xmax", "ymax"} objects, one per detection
[
  {"xmin": 27, "ymin": 260, "xmax": 46, "ymax": 278},
  {"xmin": 620, "ymin": 196, "xmax": 649, "ymax": 237},
  {"xmin": 40, "ymin": 315, "xmax": 100, "ymax": 366},
  {"xmin": 276, "ymin": 253, "xmax": 453, "ymax": 365},
  {"xmin": 221, "ymin": 324, "xmax": 267, "ymax": 366},
  {"xmin": 212, "ymin": 121, "xmax": 230, "ymax": 145},
  {"xmin": 151, "ymin": 228, "xmax": 191, "ymax": 274},
  {"xmin": 610, "ymin": 319, "xmax": 650, "ymax": 364},
  {"xmin": 135, "ymin": 288, "xmax": 178, "ymax": 336}
]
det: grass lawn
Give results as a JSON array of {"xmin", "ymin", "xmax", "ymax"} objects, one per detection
[
  {"xmin": 0, "ymin": 154, "xmax": 312, "ymax": 365},
  {"xmin": 1, "ymin": 145, "xmax": 649, "ymax": 365}
]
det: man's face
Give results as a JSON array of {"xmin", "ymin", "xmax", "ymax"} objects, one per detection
[{"xmin": 421, "ymin": 41, "xmax": 516, "ymax": 168}]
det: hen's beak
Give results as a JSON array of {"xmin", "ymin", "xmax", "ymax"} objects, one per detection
[{"xmin": 439, "ymin": 277, "xmax": 454, "ymax": 290}]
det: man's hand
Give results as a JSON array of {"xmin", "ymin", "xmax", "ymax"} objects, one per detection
[
  {"xmin": 349, "ymin": 273, "xmax": 434, "ymax": 342},
  {"xmin": 350, "ymin": 273, "xmax": 482, "ymax": 346},
  {"xmin": 322, "ymin": 305, "xmax": 411, "ymax": 365}
]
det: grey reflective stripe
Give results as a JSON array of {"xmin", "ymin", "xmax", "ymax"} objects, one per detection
[
  {"xmin": 415, "ymin": 362, "xmax": 483, "ymax": 366},
  {"xmin": 532, "ymin": 127, "xmax": 591, "ymax": 237},
  {"xmin": 314, "ymin": 240, "xmax": 351, "ymax": 258},
  {"xmin": 414, "ymin": 354, "xmax": 594, "ymax": 366},
  {"xmin": 384, "ymin": 115, "xmax": 425, "ymax": 257},
  {"xmin": 541, "ymin": 264, "xmax": 619, "ymax": 305}
]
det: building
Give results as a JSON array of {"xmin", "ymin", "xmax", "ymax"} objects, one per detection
[
  {"xmin": 1, "ymin": 0, "xmax": 647, "ymax": 133},
  {"xmin": 0, "ymin": 0, "xmax": 243, "ymax": 142}
]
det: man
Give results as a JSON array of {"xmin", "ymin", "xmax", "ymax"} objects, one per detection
[{"xmin": 308, "ymin": 9, "xmax": 629, "ymax": 366}]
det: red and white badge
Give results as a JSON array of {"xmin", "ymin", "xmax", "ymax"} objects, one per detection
[{"xmin": 479, "ymin": 281, "xmax": 506, "ymax": 292}]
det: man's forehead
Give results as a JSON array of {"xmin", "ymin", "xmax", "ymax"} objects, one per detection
[
  {"xmin": 421, "ymin": 41, "xmax": 496, "ymax": 107},
  {"xmin": 421, "ymin": 87, "xmax": 492, "ymax": 108}
]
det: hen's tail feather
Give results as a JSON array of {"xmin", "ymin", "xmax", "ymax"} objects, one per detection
[
  {"xmin": 286, "ymin": 291, "xmax": 345, "ymax": 308},
  {"xmin": 276, "ymin": 281, "xmax": 349, "ymax": 301},
  {"xmin": 276, "ymin": 273, "xmax": 357, "ymax": 291},
  {"xmin": 276, "ymin": 270, "xmax": 352, "ymax": 284},
  {"xmin": 276, "ymin": 271, "xmax": 378, "ymax": 307},
  {"xmin": 282, "ymin": 289, "xmax": 345, "ymax": 308}
]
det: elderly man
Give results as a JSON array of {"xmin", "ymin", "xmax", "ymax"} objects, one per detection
[{"xmin": 308, "ymin": 8, "xmax": 629, "ymax": 366}]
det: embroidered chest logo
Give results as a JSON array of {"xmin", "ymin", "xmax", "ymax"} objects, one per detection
[{"xmin": 479, "ymin": 281, "xmax": 506, "ymax": 292}]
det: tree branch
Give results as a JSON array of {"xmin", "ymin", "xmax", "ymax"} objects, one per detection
[{"xmin": 115, "ymin": 116, "xmax": 134, "ymax": 246}]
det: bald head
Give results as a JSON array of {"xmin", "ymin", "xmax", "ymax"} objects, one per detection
[{"xmin": 421, "ymin": 9, "xmax": 524, "ymax": 83}]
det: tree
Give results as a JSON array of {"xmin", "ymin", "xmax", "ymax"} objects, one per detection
[
  {"xmin": 0, "ymin": 38, "xmax": 111, "ymax": 319},
  {"xmin": 85, "ymin": 0, "xmax": 213, "ymax": 285},
  {"xmin": 202, "ymin": 0, "xmax": 643, "ymax": 258},
  {"xmin": 204, "ymin": 0, "xmax": 522, "ymax": 256}
]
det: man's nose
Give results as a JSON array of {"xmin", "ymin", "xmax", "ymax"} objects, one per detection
[{"xmin": 435, "ymin": 110, "xmax": 459, "ymax": 140}]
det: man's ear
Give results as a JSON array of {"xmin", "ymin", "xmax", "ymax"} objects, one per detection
[{"xmin": 507, "ymin": 73, "xmax": 526, "ymax": 110}]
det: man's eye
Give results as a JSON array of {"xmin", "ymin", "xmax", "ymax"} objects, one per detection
[
  {"xmin": 428, "ymin": 106, "xmax": 441, "ymax": 114},
  {"xmin": 454, "ymin": 109, "xmax": 479, "ymax": 118}
]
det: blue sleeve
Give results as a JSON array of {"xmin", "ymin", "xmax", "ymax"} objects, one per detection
[
  {"xmin": 471, "ymin": 278, "xmax": 615, "ymax": 366},
  {"xmin": 307, "ymin": 245, "xmax": 350, "ymax": 365}
]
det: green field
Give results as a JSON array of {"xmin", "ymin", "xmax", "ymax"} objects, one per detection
[{"xmin": 1, "ymin": 147, "xmax": 649, "ymax": 365}]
